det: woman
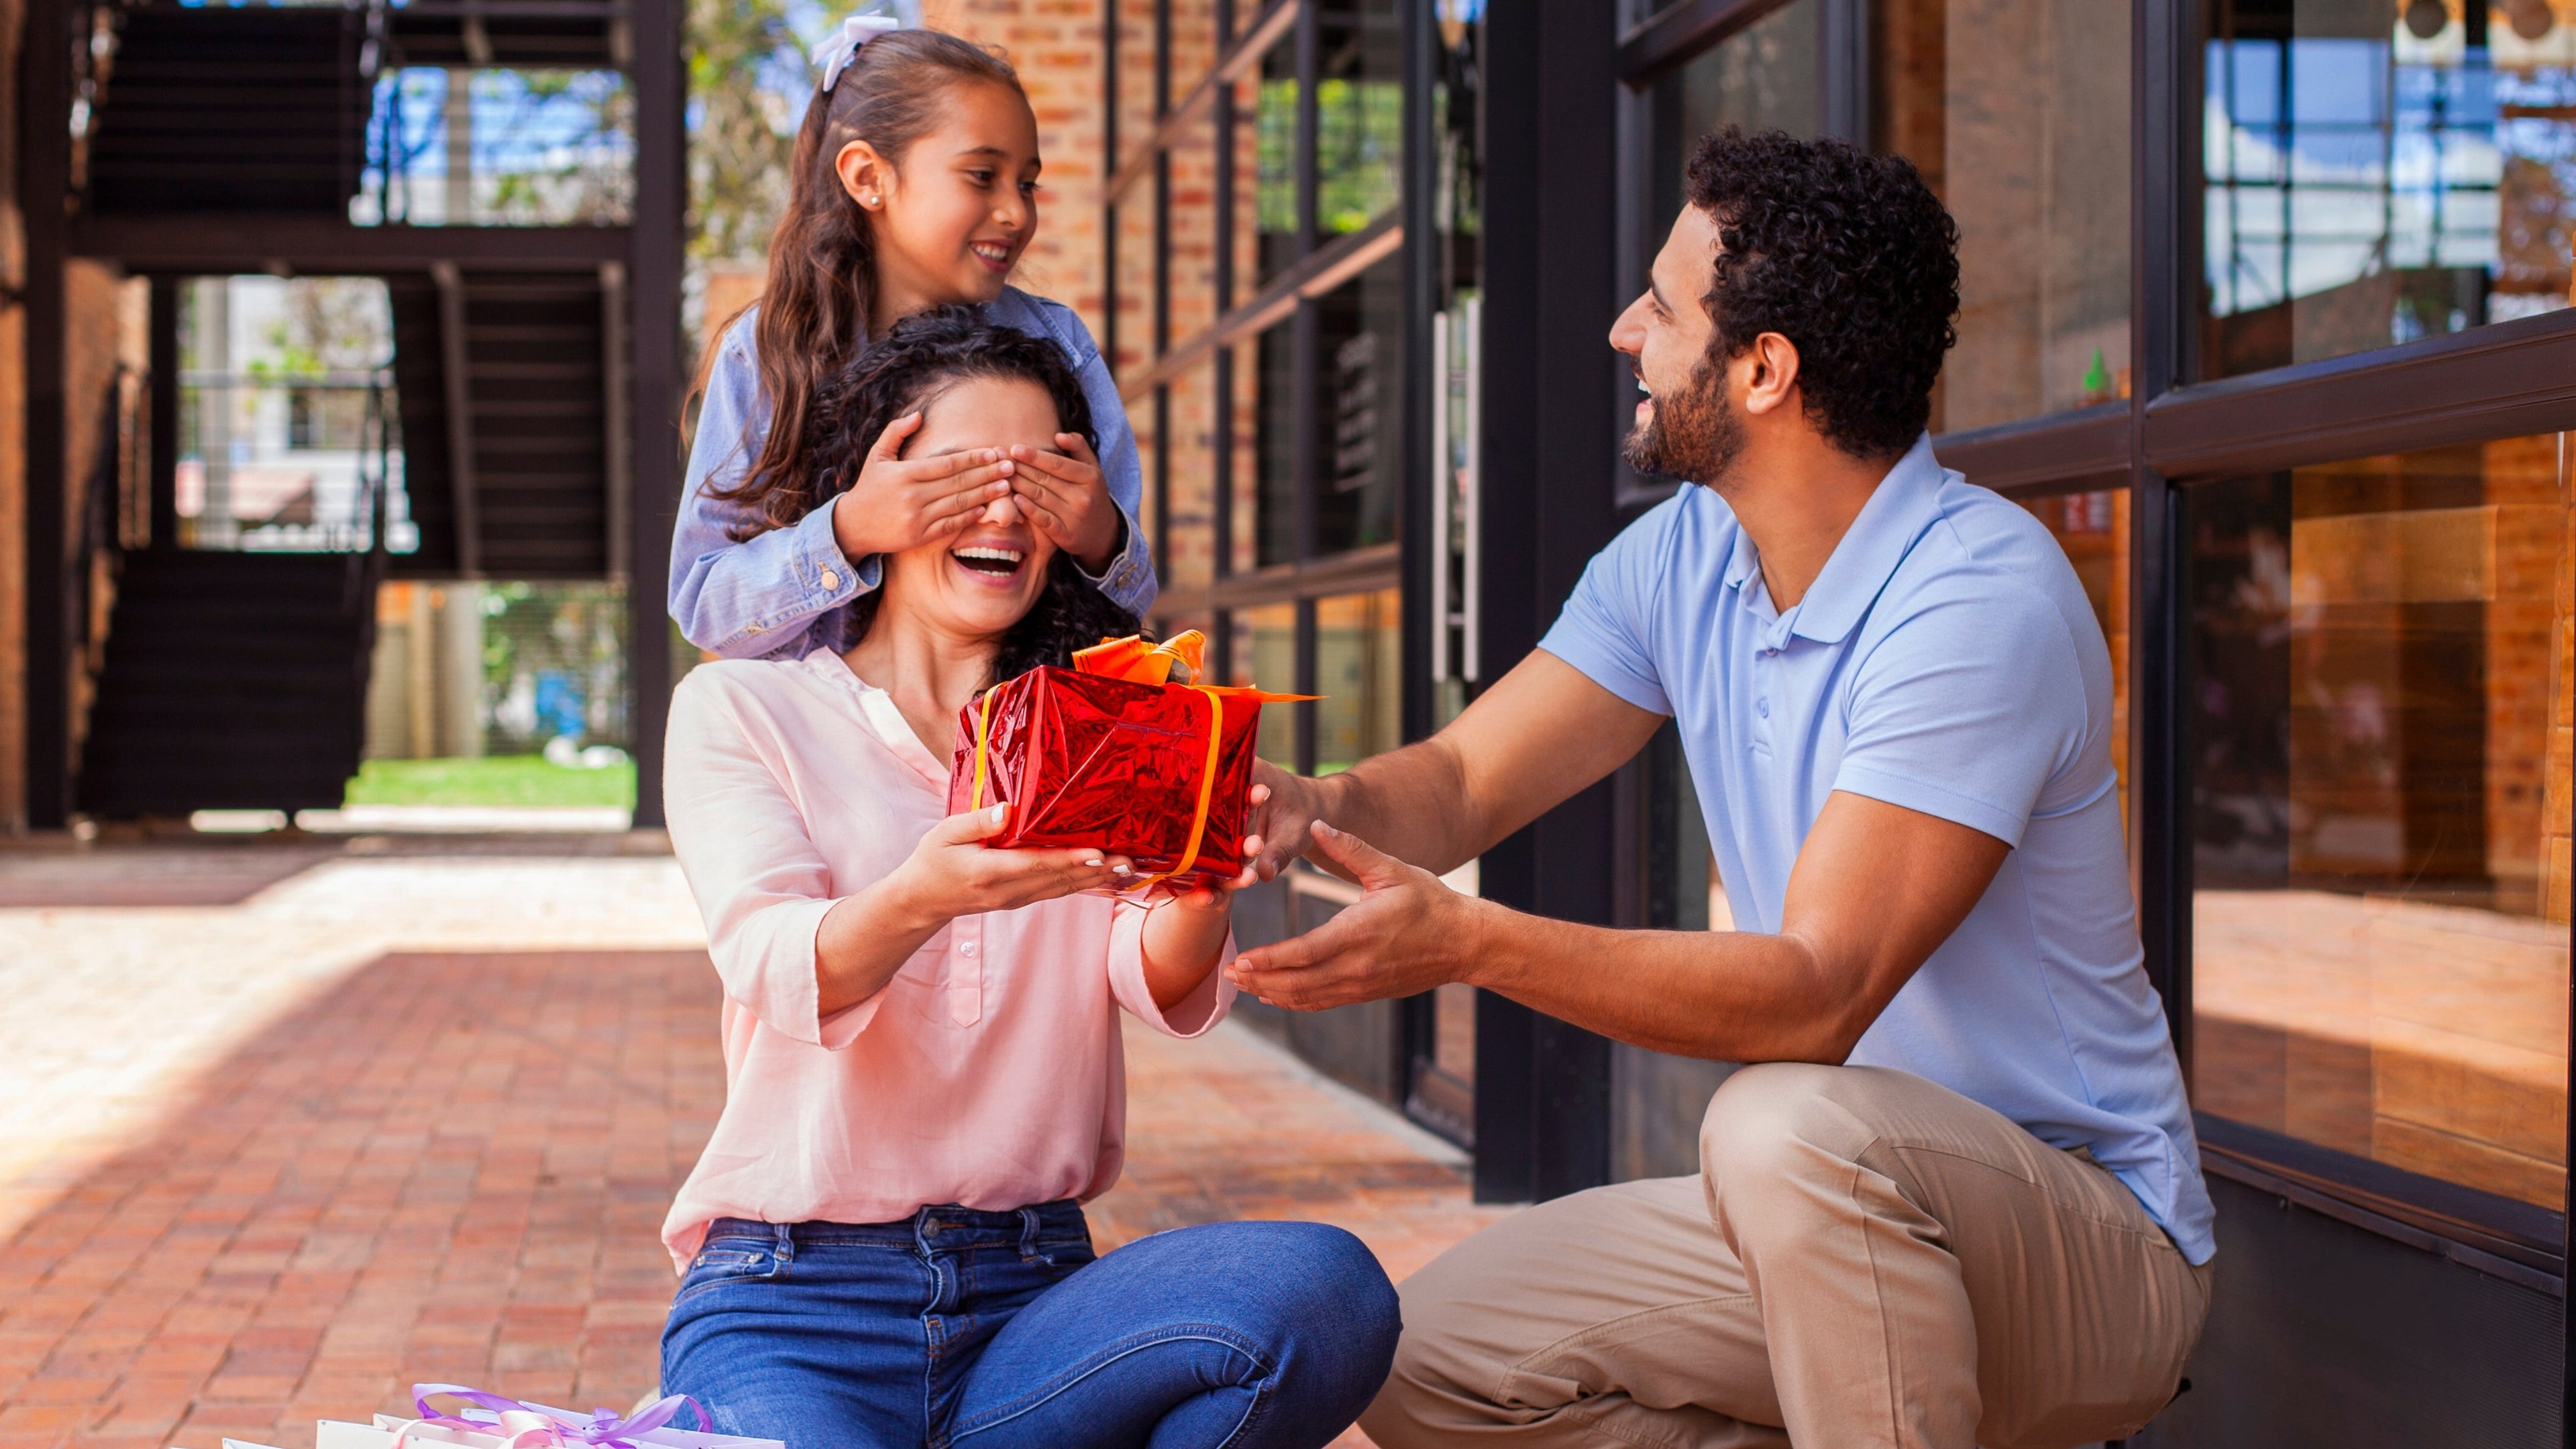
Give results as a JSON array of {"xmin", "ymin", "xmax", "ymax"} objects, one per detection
[{"xmin": 659, "ymin": 309, "xmax": 1399, "ymax": 1448}]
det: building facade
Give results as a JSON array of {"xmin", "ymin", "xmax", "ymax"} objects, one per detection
[{"xmin": 1111, "ymin": 1, "xmax": 2576, "ymax": 1441}]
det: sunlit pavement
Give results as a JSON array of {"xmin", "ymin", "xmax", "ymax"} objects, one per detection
[{"xmin": 0, "ymin": 836, "xmax": 1502, "ymax": 1449}]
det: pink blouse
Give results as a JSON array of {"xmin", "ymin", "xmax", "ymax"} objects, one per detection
[{"xmin": 658, "ymin": 652, "xmax": 1233, "ymax": 1270}]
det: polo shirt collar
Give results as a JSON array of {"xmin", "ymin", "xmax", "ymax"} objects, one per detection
[{"xmin": 1783, "ymin": 433, "xmax": 1947, "ymax": 645}]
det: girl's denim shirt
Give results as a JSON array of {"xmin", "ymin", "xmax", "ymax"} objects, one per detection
[{"xmin": 667, "ymin": 287, "xmax": 1157, "ymax": 659}]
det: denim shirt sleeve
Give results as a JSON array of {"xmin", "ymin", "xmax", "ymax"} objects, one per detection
[
  {"xmin": 666, "ymin": 315, "xmax": 866, "ymax": 659},
  {"xmin": 1038, "ymin": 298, "xmax": 1159, "ymax": 616}
]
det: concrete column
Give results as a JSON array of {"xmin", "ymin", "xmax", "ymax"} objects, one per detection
[
  {"xmin": 197, "ymin": 278, "xmax": 235, "ymax": 547},
  {"xmin": 407, "ymin": 582, "xmax": 435, "ymax": 758},
  {"xmin": 438, "ymin": 582, "xmax": 484, "ymax": 757}
]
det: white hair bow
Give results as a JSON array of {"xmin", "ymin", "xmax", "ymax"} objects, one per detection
[{"xmin": 813, "ymin": 3, "xmax": 922, "ymax": 93}]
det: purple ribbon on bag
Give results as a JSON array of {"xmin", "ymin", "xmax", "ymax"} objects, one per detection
[{"xmin": 396, "ymin": 1383, "xmax": 713, "ymax": 1448}]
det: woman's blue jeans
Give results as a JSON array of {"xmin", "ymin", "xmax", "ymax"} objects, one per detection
[{"xmin": 659, "ymin": 1203, "xmax": 1401, "ymax": 1449}]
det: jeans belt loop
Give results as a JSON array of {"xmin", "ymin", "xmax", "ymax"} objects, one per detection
[
  {"xmin": 1018, "ymin": 1206, "xmax": 1040, "ymax": 1263},
  {"xmin": 771, "ymin": 1220, "xmax": 795, "ymax": 1271}
]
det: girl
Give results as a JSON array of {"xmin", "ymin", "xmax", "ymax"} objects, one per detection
[
  {"xmin": 670, "ymin": 19, "xmax": 1155, "ymax": 661},
  {"xmin": 658, "ymin": 309, "xmax": 1399, "ymax": 1448}
]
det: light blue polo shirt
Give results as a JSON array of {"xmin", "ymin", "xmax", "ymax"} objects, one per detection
[{"xmin": 1539, "ymin": 435, "xmax": 2214, "ymax": 1263}]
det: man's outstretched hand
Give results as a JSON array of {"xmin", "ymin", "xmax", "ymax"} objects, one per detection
[{"xmin": 1226, "ymin": 820, "xmax": 1480, "ymax": 1010}]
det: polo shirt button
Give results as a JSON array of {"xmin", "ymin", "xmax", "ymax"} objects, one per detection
[{"xmin": 1756, "ymin": 698, "xmax": 1770, "ymax": 718}]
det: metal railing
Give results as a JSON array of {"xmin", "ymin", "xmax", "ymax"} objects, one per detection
[
  {"xmin": 177, "ymin": 371, "xmax": 405, "ymax": 555},
  {"xmin": 358, "ymin": 61, "xmax": 635, "ymax": 227}
]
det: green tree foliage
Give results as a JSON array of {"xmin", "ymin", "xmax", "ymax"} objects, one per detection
[{"xmin": 689, "ymin": 0, "xmax": 808, "ymax": 262}]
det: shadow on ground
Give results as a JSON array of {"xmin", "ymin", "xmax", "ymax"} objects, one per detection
[{"xmin": 0, "ymin": 949, "xmax": 718, "ymax": 1449}]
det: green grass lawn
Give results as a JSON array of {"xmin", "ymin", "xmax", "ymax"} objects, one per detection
[{"xmin": 343, "ymin": 755, "xmax": 637, "ymax": 810}]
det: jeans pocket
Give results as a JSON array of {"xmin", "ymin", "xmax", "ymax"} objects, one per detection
[
  {"xmin": 1031, "ymin": 1236, "xmax": 1096, "ymax": 1275},
  {"xmin": 674, "ymin": 1244, "xmax": 780, "ymax": 1305}
]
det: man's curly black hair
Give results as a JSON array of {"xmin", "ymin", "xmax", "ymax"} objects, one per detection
[
  {"xmin": 1686, "ymin": 128, "xmax": 1960, "ymax": 458},
  {"xmin": 804, "ymin": 305, "xmax": 1141, "ymax": 683}
]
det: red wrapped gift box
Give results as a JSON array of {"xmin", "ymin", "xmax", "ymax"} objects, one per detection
[{"xmin": 945, "ymin": 633, "xmax": 1303, "ymax": 890}]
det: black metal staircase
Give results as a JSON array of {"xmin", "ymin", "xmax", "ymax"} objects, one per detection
[
  {"xmin": 82, "ymin": 5, "xmax": 372, "ymax": 216},
  {"xmin": 23, "ymin": 0, "xmax": 680, "ymax": 829},
  {"xmin": 390, "ymin": 269, "xmax": 617, "ymax": 578},
  {"xmin": 78, "ymin": 551, "xmax": 378, "ymax": 816}
]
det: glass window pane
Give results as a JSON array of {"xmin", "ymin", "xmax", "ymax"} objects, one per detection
[
  {"xmin": 1313, "ymin": 588, "xmax": 1400, "ymax": 773},
  {"xmin": 1314, "ymin": 251, "xmax": 1405, "ymax": 557},
  {"xmin": 1169, "ymin": 117, "xmax": 1221, "ymax": 347},
  {"xmin": 1651, "ymin": 1, "xmax": 1822, "ymax": 246},
  {"xmin": 1317, "ymin": 0, "xmax": 1405, "ymax": 235},
  {"xmin": 2023, "ymin": 488, "xmax": 2131, "ymax": 818},
  {"xmin": 1432, "ymin": 980, "xmax": 1477, "ymax": 1081},
  {"xmin": 1252, "ymin": 322, "xmax": 1298, "ymax": 566},
  {"xmin": 1254, "ymin": 36, "xmax": 1302, "ymax": 284},
  {"xmin": 2188, "ymin": 435, "xmax": 2573, "ymax": 1210},
  {"xmin": 1434, "ymin": 0, "xmax": 1485, "ymax": 310},
  {"xmin": 1228, "ymin": 337, "xmax": 1262, "ymax": 577},
  {"xmin": 1160, "ymin": 362, "xmax": 1220, "ymax": 589},
  {"xmin": 1227, "ymin": 602, "xmax": 1303, "ymax": 767},
  {"xmin": 2202, "ymin": 1, "xmax": 2576, "ymax": 380},
  {"xmin": 1112, "ymin": 186, "xmax": 1157, "ymax": 383},
  {"xmin": 1873, "ymin": 0, "xmax": 2132, "ymax": 431}
]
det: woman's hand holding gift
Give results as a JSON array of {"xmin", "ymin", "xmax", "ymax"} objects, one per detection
[
  {"xmin": 830, "ymin": 409, "xmax": 1023, "ymax": 561},
  {"xmin": 814, "ymin": 802, "xmax": 1131, "ymax": 1016},
  {"xmin": 901, "ymin": 801, "xmax": 1134, "ymax": 915},
  {"xmin": 1005, "ymin": 433, "xmax": 1123, "ymax": 572}
]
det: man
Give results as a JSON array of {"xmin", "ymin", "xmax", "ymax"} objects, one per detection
[{"xmin": 1229, "ymin": 129, "xmax": 2214, "ymax": 1449}]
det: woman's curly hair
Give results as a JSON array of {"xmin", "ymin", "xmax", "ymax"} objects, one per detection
[
  {"xmin": 806, "ymin": 306, "xmax": 1140, "ymax": 683},
  {"xmin": 1685, "ymin": 128, "xmax": 1960, "ymax": 458}
]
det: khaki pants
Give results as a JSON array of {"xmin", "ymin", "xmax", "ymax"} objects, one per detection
[{"xmin": 1362, "ymin": 1063, "xmax": 2211, "ymax": 1449}]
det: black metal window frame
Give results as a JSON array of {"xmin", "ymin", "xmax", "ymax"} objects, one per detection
[
  {"xmin": 1614, "ymin": 0, "xmax": 2576, "ymax": 1307},
  {"xmin": 1092, "ymin": 1, "xmax": 1411, "ymax": 642},
  {"xmin": 1102, "ymin": 0, "xmax": 1421, "ymax": 756},
  {"xmin": 1104, "ymin": 0, "xmax": 1443, "ymax": 1126}
]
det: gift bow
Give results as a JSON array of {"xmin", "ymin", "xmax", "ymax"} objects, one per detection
[
  {"xmin": 971, "ymin": 632, "xmax": 1310, "ymax": 887},
  {"xmin": 388, "ymin": 1383, "xmax": 710, "ymax": 1449},
  {"xmin": 1071, "ymin": 631, "xmax": 1210, "ymax": 685}
]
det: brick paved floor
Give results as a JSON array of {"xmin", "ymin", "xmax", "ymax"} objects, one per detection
[{"xmin": 0, "ymin": 838, "xmax": 1504, "ymax": 1449}]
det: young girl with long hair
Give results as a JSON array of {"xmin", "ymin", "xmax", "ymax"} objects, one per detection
[
  {"xmin": 669, "ymin": 16, "xmax": 1155, "ymax": 662},
  {"xmin": 657, "ymin": 309, "xmax": 1399, "ymax": 1448}
]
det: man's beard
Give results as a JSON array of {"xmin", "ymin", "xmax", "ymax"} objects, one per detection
[{"xmin": 1621, "ymin": 361, "xmax": 1745, "ymax": 488}]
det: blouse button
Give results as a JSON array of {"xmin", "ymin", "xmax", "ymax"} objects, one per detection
[{"xmin": 960, "ymin": 942, "xmax": 977, "ymax": 957}]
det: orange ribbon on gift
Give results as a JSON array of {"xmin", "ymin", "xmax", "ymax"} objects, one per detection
[{"xmin": 970, "ymin": 631, "xmax": 1311, "ymax": 887}]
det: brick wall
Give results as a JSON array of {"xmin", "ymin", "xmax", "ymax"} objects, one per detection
[
  {"xmin": 926, "ymin": 0, "xmax": 1110, "ymax": 339},
  {"xmin": 930, "ymin": 0, "xmax": 1265, "ymax": 583},
  {"xmin": 0, "ymin": 0, "xmax": 146, "ymax": 830}
]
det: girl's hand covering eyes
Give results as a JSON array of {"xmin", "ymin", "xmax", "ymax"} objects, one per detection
[
  {"xmin": 1006, "ymin": 434, "xmax": 1123, "ymax": 572},
  {"xmin": 831, "ymin": 410, "xmax": 1022, "ymax": 563}
]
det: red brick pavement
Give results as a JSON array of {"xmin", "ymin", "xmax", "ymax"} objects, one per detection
[{"xmin": 0, "ymin": 946, "xmax": 1504, "ymax": 1449}]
